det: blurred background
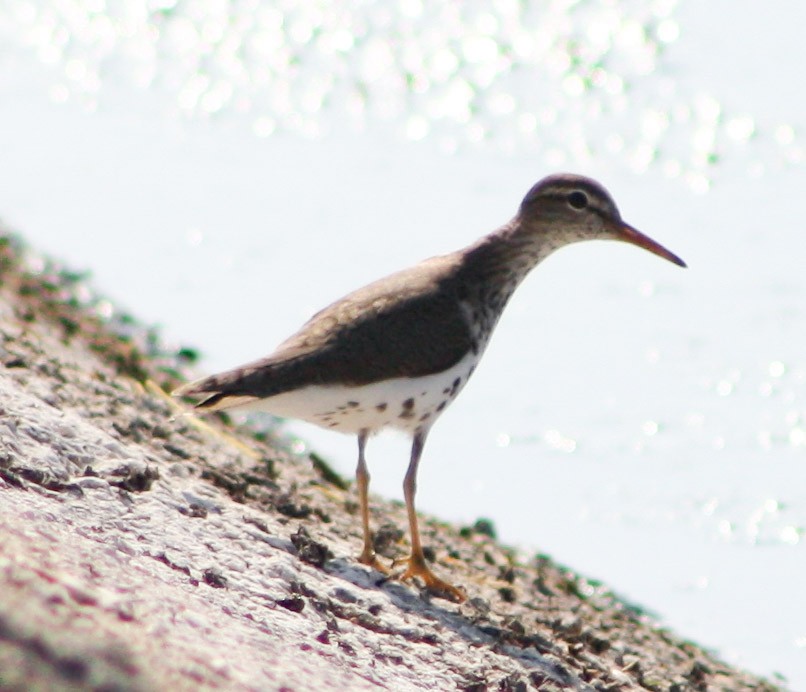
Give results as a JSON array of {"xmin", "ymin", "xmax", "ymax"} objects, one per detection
[{"xmin": 1, "ymin": 0, "xmax": 804, "ymax": 685}]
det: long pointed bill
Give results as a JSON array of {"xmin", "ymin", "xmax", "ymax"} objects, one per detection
[{"xmin": 614, "ymin": 221, "xmax": 687, "ymax": 268}]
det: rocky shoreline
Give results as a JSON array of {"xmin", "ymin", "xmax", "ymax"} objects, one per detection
[{"xmin": 0, "ymin": 230, "xmax": 780, "ymax": 690}]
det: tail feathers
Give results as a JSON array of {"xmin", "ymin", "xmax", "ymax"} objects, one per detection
[{"xmin": 172, "ymin": 378, "xmax": 258, "ymax": 412}]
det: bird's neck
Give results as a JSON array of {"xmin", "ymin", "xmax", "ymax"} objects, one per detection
[
  {"xmin": 446, "ymin": 218, "xmax": 566, "ymax": 348},
  {"xmin": 458, "ymin": 218, "xmax": 563, "ymax": 298}
]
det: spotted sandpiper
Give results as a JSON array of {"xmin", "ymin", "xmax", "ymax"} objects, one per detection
[{"xmin": 175, "ymin": 174, "xmax": 685, "ymax": 601}]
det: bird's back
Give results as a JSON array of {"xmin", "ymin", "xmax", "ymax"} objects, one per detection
[{"xmin": 177, "ymin": 252, "xmax": 479, "ymax": 409}]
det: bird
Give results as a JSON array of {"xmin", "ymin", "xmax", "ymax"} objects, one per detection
[{"xmin": 174, "ymin": 173, "xmax": 686, "ymax": 602}]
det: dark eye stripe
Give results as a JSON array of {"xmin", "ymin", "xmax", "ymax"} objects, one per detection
[{"xmin": 526, "ymin": 181, "xmax": 615, "ymax": 219}]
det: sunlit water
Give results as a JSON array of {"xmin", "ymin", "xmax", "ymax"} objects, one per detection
[{"xmin": 1, "ymin": 1, "xmax": 804, "ymax": 686}]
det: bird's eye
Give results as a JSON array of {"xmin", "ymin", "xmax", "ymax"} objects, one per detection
[{"xmin": 567, "ymin": 191, "xmax": 588, "ymax": 210}]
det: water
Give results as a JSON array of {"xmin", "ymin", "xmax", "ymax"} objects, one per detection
[{"xmin": 1, "ymin": 1, "xmax": 804, "ymax": 686}]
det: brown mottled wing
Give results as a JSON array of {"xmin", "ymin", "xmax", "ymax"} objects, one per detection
[{"xmin": 179, "ymin": 254, "xmax": 473, "ymax": 407}]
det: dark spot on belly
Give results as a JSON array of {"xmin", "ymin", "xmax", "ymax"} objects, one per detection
[
  {"xmin": 468, "ymin": 365, "xmax": 476, "ymax": 378},
  {"xmin": 436, "ymin": 400, "xmax": 447, "ymax": 412},
  {"xmin": 442, "ymin": 387, "xmax": 450, "ymax": 395},
  {"xmin": 399, "ymin": 397, "xmax": 416, "ymax": 420},
  {"xmin": 328, "ymin": 422, "xmax": 339, "ymax": 428},
  {"xmin": 376, "ymin": 403, "xmax": 388, "ymax": 412},
  {"xmin": 347, "ymin": 401, "xmax": 359, "ymax": 407},
  {"xmin": 419, "ymin": 413, "xmax": 431, "ymax": 423},
  {"xmin": 449, "ymin": 377, "xmax": 462, "ymax": 397}
]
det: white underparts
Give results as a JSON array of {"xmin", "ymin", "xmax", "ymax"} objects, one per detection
[{"xmin": 226, "ymin": 351, "xmax": 482, "ymax": 435}]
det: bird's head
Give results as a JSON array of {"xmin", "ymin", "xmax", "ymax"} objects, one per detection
[{"xmin": 518, "ymin": 174, "xmax": 686, "ymax": 267}]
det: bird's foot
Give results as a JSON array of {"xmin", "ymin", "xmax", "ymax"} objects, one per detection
[
  {"xmin": 395, "ymin": 552, "xmax": 466, "ymax": 602},
  {"xmin": 358, "ymin": 548, "xmax": 390, "ymax": 575}
]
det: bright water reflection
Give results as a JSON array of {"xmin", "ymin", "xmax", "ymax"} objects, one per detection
[{"xmin": 3, "ymin": 0, "xmax": 802, "ymax": 186}]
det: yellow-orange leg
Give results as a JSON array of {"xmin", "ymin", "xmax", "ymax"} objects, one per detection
[
  {"xmin": 399, "ymin": 428, "xmax": 466, "ymax": 602},
  {"xmin": 355, "ymin": 430, "xmax": 388, "ymax": 573}
]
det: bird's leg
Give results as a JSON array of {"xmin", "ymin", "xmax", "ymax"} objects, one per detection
[
  {"xmin": 399, "ymin": 428, "xmax": 466, "ymax": 602},
  {"xmin": 355, "ymin": 430, "xmax": 388, "ymax": 573}
]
